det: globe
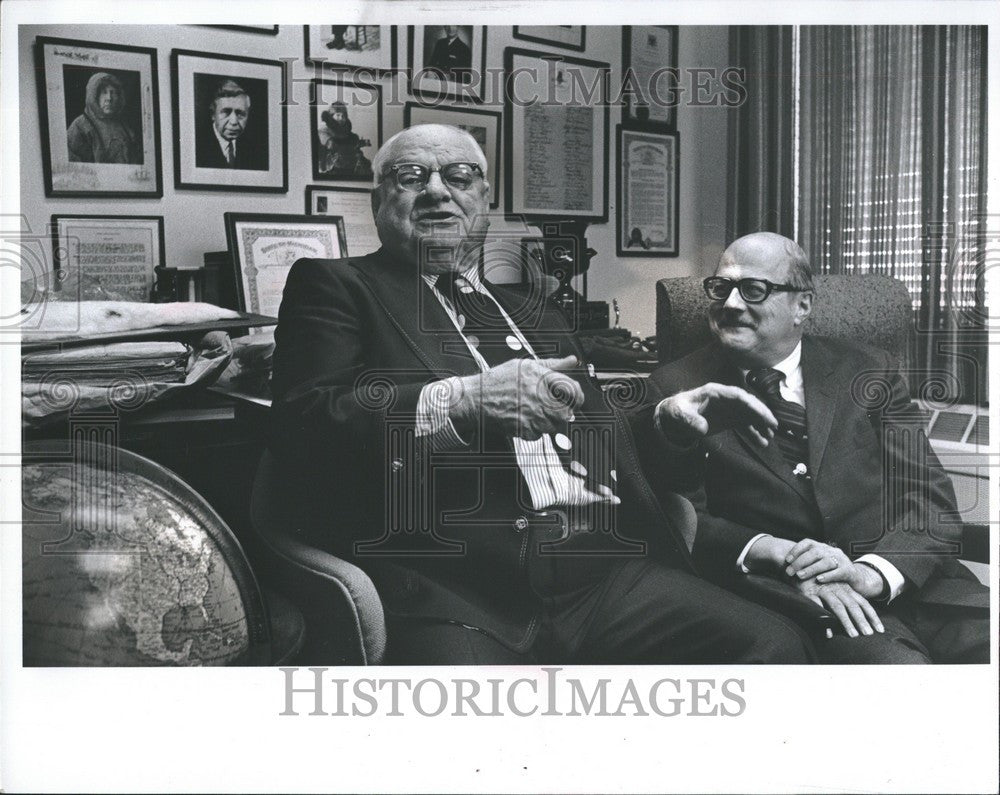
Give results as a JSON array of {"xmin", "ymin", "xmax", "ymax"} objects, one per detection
[{"xmin": 22, "ymin": 443, "xmax": 257, "ymax": 666}]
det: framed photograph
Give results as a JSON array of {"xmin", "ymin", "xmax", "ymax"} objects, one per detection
[
  {"xmin": 403, "ymin": 102, "xmax": 501, "ymax": 209},
  {"xmin": 616, "ymin": 126, "xmax": 679, "ymax": 257},
  {"xmin": 224, "ymin": 213, "xmax": 347, "ymax": 319},
  {"xmin": 51, "ymin": 215, "xmax": 165, "ymax": 301},
  {"xmin": 622, "ymin": 26, "xmax": 679, "ymax": 127},
  {"xmin": 305, "ymin": 185, "xmax": 381, "ymax": 258},
  {"xmin": 310, "ymin": 78, "xmax": 382, "ymax": 182},
  {"xmin": 35, "ymin": 37, "xmax": 162, "ymax": 198},
  {"xmin": 512, "ymin": 25, "xmax": 586, "ymax": 52},
  {"xmin": 305, "ymin": 25, "xmax": 397, "ymax": 75},
  {"xmin": 408, "ymin": 26, "xmax": 487, "ymax": 102},
  {"xmin": 503, "ymin": 48, "xmax": 610, "ymax": 221},
  {"xmin": 171, "ymin": 49, "xmax": 288, "ymax": 192}
]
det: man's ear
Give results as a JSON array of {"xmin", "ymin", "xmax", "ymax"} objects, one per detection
[
  {"xmin": 370, "ymin": 186, "xmax": 381, "ymax": 218},
  {"xmin": 793, "ymin": 290, "xmax": 813, "ymax": 326}
]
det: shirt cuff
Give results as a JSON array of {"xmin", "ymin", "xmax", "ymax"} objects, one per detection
[
  {"xmin": 652, "ymin": 397, "xmax": 701, "ymax": 452},
  {"xmin": 856, "ymin": 554, "xmax": 906, "ymax": 602},
  {"xmin": 736, "ymin": 533, "xmax": 773, "ymax": 574},
  {"xmin": 415, "ymin": 377, "xmax": 471, "ymax": 451}
]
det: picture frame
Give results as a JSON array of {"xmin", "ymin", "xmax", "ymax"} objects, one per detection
[
  {"xmin": 305, "ymin": 25, "xmax": 397, "ymax": 75},
  {"xmin": 616, "ymin": 126, "xmax": 679, "ymax": 257},
  {"xmin": 512, "ymin": 26, "xmax": 586, "ymax": 52},
  {"xmin": 310, "ymin": 78, "xmax": 382, "ymax": 182},
  {"xmin": 224, "ymin": 213, "xmax": 347, "ymax": 319},
  {"xmin": 407, "ymin": 26, "xmax": 487, "ymax": 103},
  {"xmin": 622, "ymin": 25, "xmax": 679, "ymax": 127},
  {"xmin": 203, "ymin": 25, "xmax": 279, "ymax": 35},
  {"xmin": 503, "ymin": 48, "xmax": 610, "ymax": 221},
  {"xmin": 171, "ymin": 49, "xmax": 288, "ymax": 192},
  {"xmin": 35, "ymin": 36, "xmax": 163, "ymax": 198},
  {"xmin": 51, "ymin": 214, "xmax": 165, "ymax": 301},
  {"xmin": 304, "ymin": 185, "xmax": 381, "ymax": 258},
  {"xmin": 403, "ymin": 102, "xmax": 501, "ymax": 209}
]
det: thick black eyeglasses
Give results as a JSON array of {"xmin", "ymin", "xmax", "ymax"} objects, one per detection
[
  {"xmin": 703, "ymin": 276, "xmax": 802, "ymax": 304},
  {"xmin": 382, "ymin": 162, "xmax": 483, "ymax": 192}
]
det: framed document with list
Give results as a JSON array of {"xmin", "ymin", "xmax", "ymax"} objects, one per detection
[{"xmin": 503, "ymin": 48, "xmax": 609, "ymax": 221}]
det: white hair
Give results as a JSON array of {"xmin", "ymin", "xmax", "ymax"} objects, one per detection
[{"xmin": 371, "ymin": 124, "xmax": 488, "ymax": 186}]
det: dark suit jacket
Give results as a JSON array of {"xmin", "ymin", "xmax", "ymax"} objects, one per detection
[
  {"xmin": 428, "ymin": 35, "xmax": 473, "ymax": 82},
  {"xmin": 194, "ymin": 123, "xmax": 268, "ymax": 171},
  {"xmin": 269, "ymin": 249, "xmax": 694, "ymax": 651},
  {"xmin": 645, "ymin": 335, "xmax": 985, "ymax": 611}
]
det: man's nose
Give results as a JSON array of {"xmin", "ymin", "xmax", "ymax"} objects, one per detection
[
  {"xmin": 723, "ymin": 286, "xmax": 747, "ymax": 311},
  {"xmin": 422, "ymin": 171, "xmax": 451, "ymax": 201}
]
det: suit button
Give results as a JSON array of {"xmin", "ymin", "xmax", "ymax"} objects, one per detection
[
  {"xmin": 513, "ymin": 516, "xmax": 529, "ymax": 532},
  {"xmin": 391, "ymin": 458, "xmax": 404, "ymax": 472}
]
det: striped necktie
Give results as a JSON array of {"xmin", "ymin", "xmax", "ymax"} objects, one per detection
[
  {"xmin": 226, "ymin": 141, "xmax": 235, "ymax": 166},
  {"xmin": 746, "ymin": 367, "xmax": 811, "ymax": 478}
]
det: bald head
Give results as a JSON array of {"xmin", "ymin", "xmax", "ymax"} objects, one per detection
[
  {"xmin": 372, "ymin": 124, "xmax": 488, "ymax": 186},
  {"xmin": 708, "ymin": 232, "xmax": 815, "ymax": 367}
]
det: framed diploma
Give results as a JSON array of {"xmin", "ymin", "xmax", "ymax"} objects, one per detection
[
  {"xmin": 305, "ymin": 25, "xmax": 397, "ymax": 75},
  {"xmin": 35, "ymin": 37, "xmax": 163, "ymax": 198},
  {"xmin": 616, "ymin": 127, "xmax": 679, "ymax": 257},
  {"xmin": 512, "ymin": 26, "xmax": 586, "ymax": 52},
  {"xmin": 171, "ymin": 49, "xmax": 288, "ymax": 192},
  {"xmin": 51, "ymin": 215, "xmax": 165, "ymax": 301},
  {"xmin": 224, "ymin": 213, "xmax": 347, "ymax": 318},
  {"xmin": 408, "ymin": 26, "xmax": 487, "ymax": 102},
  {"xmin": 403, "ymin": 102, "xmax": 501, "ymax": 209},
  {"xmin": 622, "ymin": 26, "xmax": 679, "ymax": 127},
  {"xmin": 305, "ymin": 185, "xmax": 381, "ymax": 258},
  {"xmin": 503, "ymin": 48, "xmax": 610, "ymax": 221}
]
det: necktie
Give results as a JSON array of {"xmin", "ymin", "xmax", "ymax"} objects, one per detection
[
  {"xmin": 434, "ymin": 272, "xmax": 530, "ymax": 368},
  {"xmin": 746, "ymin": 367, "xmax": 811, "ymax": 478},
  {"xmin": 226, "ymin": 141, "xmax": 235, "ymax": 166}
]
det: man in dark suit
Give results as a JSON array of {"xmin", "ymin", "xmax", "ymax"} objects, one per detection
[
  {"xmin": 194, "ymin": 78, "xmax": 267, "ymax": 171},
  {"xmin": 427, "ymin": 26, "xmax": 473, "ymax": 83},
  {"xmin": 647, "ymin": 232, "xmax": 988, "ymax": 663},
  {"xmin": 269, "ymin": 125, "xmax": 815, "ymax": 664}
]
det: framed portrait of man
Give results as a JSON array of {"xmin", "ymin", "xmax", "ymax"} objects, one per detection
[
  {"xmin": 408, "ymin": 26, "xmax": 487, "ymax": 102},
  {"xmin": 35, "ymin": 36, "xmax": 162, "ymax": 198},
  {"xmin": 171, "ymin": 49, "xmax": 288, "ymax": 192}
]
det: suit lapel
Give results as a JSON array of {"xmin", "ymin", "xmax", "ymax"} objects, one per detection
[
  {"xmin": 802, "ymin": 336, "xmax": 840, "ymax": 479},
  {"xmin": 351, "ymin": 250, "xmax": 481, "ymax": 379}
]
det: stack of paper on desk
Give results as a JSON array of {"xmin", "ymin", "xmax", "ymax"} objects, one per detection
[{"xmin": 22, "ymin": 341, "xmax": 191, "ymax": 386}]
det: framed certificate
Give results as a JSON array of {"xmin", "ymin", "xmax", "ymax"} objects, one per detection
[
  {"xmin": 616, "ymin": 126, "xmax": 679, "ymax": 257},
  {"xmin": 622, "ymin": 26, "xmax": 679, "ymax": 127},
  {"xmin": 35, "ymin": 37, "xmax": 163, "ymax": 198},
  {"xmin": 224, "ymin": 213, "xmax": 347, "ymax": 318},
  {"xmin": 403, "ymin": 102, "xmax": 501, "ymax": 209},
  {"xmin": 51, "ymin": 214, "xmax": 165, "ymax": 301},
  {"xmin": 305, "ymin": 185, "xmax": 381, "ymax": 258},
  {"xmin": 503, "ymin": 48, "xmax": 609, "ymax": 221}
]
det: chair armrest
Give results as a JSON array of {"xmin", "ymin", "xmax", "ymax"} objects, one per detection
[{"xmin": 255, "ymin": 527, "xmax": 387, "ymax": 665}]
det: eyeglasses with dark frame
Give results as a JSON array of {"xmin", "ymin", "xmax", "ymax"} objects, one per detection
[
  {"xmin": 381, "ymin": 162, "xmax": 484, "ymax": 193},
  {"xmin": 703, "ymin": 276, "xmax": 804, "ymax": 304}
]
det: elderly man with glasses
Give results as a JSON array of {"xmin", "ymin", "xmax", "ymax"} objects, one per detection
[
  {"xmin": 269, "ymin": 125, "xmax": 816, "ymax": 664},
  {"xmin": 646, "ymin": 232, "xmax": 988, "ymax": 663}
]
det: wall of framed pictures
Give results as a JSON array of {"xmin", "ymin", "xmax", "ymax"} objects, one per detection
[{"xmin": 17, "ymin": 23, "xmax": 731, "ymax": 334}]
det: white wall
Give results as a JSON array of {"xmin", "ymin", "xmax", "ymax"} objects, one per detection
[{"xmin": 18, "ymin": 24, "xmax": 729, "ymax": 337}]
